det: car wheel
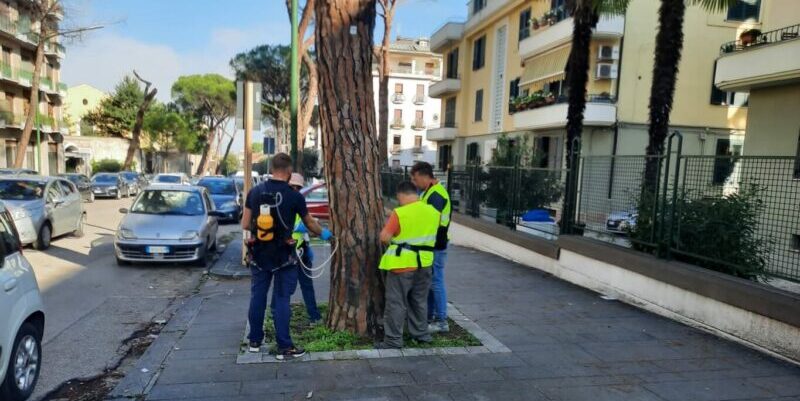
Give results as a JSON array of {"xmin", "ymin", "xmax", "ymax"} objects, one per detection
[
  {"xmin": 73, "ymin": 213, "xmax": 86, "ymax": 238},
  {"xmin": 0, "ymin": 323, "xmax": 42, "ymax": 401},
  {"xmin": 34, "ymin": 224, "xmax": 51, "ymax": 250}
]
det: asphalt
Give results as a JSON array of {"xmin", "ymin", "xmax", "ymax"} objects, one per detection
[{"xmin": 124, "ymin": 244, "xmax": 800, "ymax": 401}]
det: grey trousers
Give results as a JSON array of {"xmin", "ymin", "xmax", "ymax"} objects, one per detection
[{"xmin": 383, "ymin": 268, "xmax": 433, "ymax": 348}]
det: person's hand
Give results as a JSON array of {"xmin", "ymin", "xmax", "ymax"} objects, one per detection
[{"xmin": 320, "ymin": 228, "xmax": 333, "ymax": 241}]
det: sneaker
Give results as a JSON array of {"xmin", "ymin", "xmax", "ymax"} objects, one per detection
[
  {"xmin": 248, "ymin": 341, "xmax": 262, "ymax": 353},
  {"xmin": 375, "ymin": 341, "xmax": 401, "ymax": 349},
  {"xmin": 275, "ymin": 347, "xmax": 306, "ymax": 361},
  {"xmin": 428, "ymin": 320, "xmax": 450, "ymax": 334}
]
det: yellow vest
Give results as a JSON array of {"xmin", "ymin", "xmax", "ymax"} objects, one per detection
[
  {"xmin": 291, "ymin": 215, "xmax": 308, "ymax": 249},
  {"xmin": 379, "ymin": 201, "xmax": 441, "ymax": 270}
]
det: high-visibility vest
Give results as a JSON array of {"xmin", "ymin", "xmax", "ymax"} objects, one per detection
[
  {"xmin": 379, "ymin": 201, "xmax": 441, "ymax": 271},
  {"xmin": 291, "ymin": 215, "xmax": 309, "ymax": 249},
  {"xmin": 420, "ymin": 182, "xmax": 451, "ymax": 247}
]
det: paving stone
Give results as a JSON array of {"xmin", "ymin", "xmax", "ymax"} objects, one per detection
[
  {"xmin": 147, "ymin": 382, "xmax": 241, "ymax": 400},
  {"xmin": 157, "ymin": 358, "xmax": 276, "ymax": 384},
  {"xmin": 377, "ymin": 348, "xmax": 403, "ymax": 358},
  {"xmin": 578, "ymin": 340, "xmax": 686, "ymax": 362},
  {"xmin": 369, "ymin": 356, "xmax": 447, "ymax": 374},
  {"xmin": 540, "ymin": 384, "xmax": 664, "ymax": 401},
  {"xmin": 644, "ymin": 378, "xmax": 776, "ymax": 401},
  {"xmin": 441, "ymin": 353, "xmax": 527, "ymax": 370},
  {"xmin": 286, "ymin": 386, "xmax": 408, "ymax": 401},
  {"xmin": 410, "ymin": 366, "xmax": 504, "ymax": 385},
  {"xmin": 747, "ymin": 376, "xmax": 800, "ymax": 397},
  {"xmin": 357, "ymin": 349, "xmax": 382, "ymax": 359},
  {"xmin": 399, "ymin": 383, "xmax": 462, "ymax": 401}
]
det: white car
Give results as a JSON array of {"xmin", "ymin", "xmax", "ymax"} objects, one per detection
[
  {"xmin": 0, "ymin": 201, "xmax": 45, "ymax": 401},
  {"xmin": 152, "ymin": 173, "xmax": 191, "ymax": 185}
]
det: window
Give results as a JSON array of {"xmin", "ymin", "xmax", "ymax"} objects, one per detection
[
  {"xmin": 519, "ymin": 8, "xmax": 532, "ymax": 41},
  {"xmin": 509, "ymin": 77, "xmax": 520, "ymax": 100},
  {"xmin": 0, "ymin": 211, "xmax": 20, "ymax": 260},
  {"xmin": 415, "ymin": 84, "xmax": 424, "ymax": 101},
  {"xmin": 474, "ymin": 89, "xmax": 484, "ymax": 121},
  {"xmin": 712, "ymin": 138, "xmax": 740, "ymax": 185},
  {"xmin": 727, "ymin": 0, "xmax": 760, "ymax": 21},
  {"xmin": 466, "ymin": 142, "xmax": 480, "ymax": 164},
  {"xmin": 393, "ymin": 109, "xmax": 402, "ymax": 122},
  {"xmin": 438, "ymin": 144, "xmax": 452, "ymax": 170},
  {"xmin": 393, "ymin": 135, "xmax": 401, "ymax": 145},
  {"xmin": 392, "ymin": 159, "xmax": 401, "ymax": 168},
  {"xmin": 710, "ymin": 62, "xmax": 748, "ymax": 106},
  {"xmin": 414, "ymin": 110, "xmax": 424, "ymax": 128},
  {"xmin": 794, "ymin": 130, "xmax": 800, "ymax": 180},
  {"xmin": 394, "ymin": 83, "xmax": 403, "ymax": 94},
  {"xmin": 424, "ymin": 62, "xmax": 435, "ymax": 75},
  {"xmin": 414, "ymin": 135, "xmax": 423, "ymax": 150},
  {"xmin": 446, "ymin": 48, "xmax": 459, "ymax": 79},
  {"xmin": 792, "ymin": 234, "xmax": 800, "ymax": 252},
  {"xmin": 4, "ymin": 141, "xmax": 16, "ymax": 168},
  {"xmin": 57, "ymin": 180, "xmax": 74, "ymax": 195},
  {"xmin": 444, "ymin": 98, "xmax": 456, "ymax": 127},
  {"xmin": 45, "ymin": 183, "xmax": 62, "ymax": 204},
  {"xmin": 473, "ymin": 0, "xmax": 486, "ymax": 14},
  {"xmin": 472, "ymin": 35, "xmax": 486, "ymax": 71},
  {"xmin": 535, "ymin": 136, "xmax": 551, "ymax": 168}
]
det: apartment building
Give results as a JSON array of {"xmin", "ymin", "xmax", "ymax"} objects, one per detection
[
  {"xmin": 0, "ymin": 0, "xmax": 66, "ymax": 174},
  {"xmin": 373, "ymin": 37, "xmax": 442, "ymax": 168},
  {"xmin": 428, "ymin": 0, "xmax": 763, "ymax": 168}
]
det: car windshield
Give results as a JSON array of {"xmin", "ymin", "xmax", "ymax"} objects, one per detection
[
  {"xmin": 93, "ymin": 174, "xmax": 117, "ymax": 183},
  {"xmin": 198, "ymin": 180, "xmax": 236, "ymax": 195},
  {"xmin": 155, "ymin": 175, "xmax": 181, "ymax": 183},
  {"xmin": 121, "ymin": 172, "xmax": 138, "ymax": 180},
  {"xmin": 0, "ymin": 180, "xmax": 45, "ymax": 200},
  {"xmin": 131, "ymin": 190, "xmax": 205, "ymax": 215}
]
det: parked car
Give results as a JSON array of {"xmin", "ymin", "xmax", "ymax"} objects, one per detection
[
  {"xmin": 58, "ymin": 173, "xmax": 94, "ymax": 202},
  {"xmin": 606, "ymin": 209, "xmax": 637, "ymax": 233},
  {"xmin": 115, "ymin": 185, "xmax": 224, "ymax": 266},
  {"xmin": 196, "ymin": 177, "xmax": 241, "ymax": 222},
  {"xmin": 301, "ymin": 182, "xmax": 329, "ymax": 220},
  {"xmin": 0, "ymin": 200, "xmax": 45, "ymax": 401},
  {"xmin": 0, "ymin": 177, "xmax": 85, "ymax": 249},
  {"xmin": 120, "ymin": 172, "xmax": 145, "ymax": 195},
  {"xmin": 0, "ymin": 169, "xmax": 38, "ymax": 176},
  {"xmin": 232, "ymin": 176, "xmax": 259, "ymax": 195},
  {"xmin": 91, "ymin": 173, "xmax": 130, "ymax": 199},
  {"xmin": 152, "ymin": 173, "xmax": 191, "ymax": 185}
]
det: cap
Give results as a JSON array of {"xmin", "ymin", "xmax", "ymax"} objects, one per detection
[{"xmin": 289, "ymin": 173, "xmax": 305, "ymax": 188}]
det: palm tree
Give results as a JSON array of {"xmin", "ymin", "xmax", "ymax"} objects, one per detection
[{"xmin": 643, "ymin": 0, "xmax": 737, "ymax": 192}]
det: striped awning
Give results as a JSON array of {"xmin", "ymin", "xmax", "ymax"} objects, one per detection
[{"xmin": 519, "ymin": 45, "xmax": 571, "ymax": 89}]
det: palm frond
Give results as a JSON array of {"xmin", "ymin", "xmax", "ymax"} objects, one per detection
[
  {"xmin": 595, "ymin": 0, "xmax": 631, "ymax": 16},
  {"xmin": 689, "ymin": 0, "xmax": 739, "ymax": 13}
]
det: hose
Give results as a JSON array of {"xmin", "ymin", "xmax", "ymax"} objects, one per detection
[{"xmin": 296, "ymin": 237, "xmax": 339, "ymax": 279}]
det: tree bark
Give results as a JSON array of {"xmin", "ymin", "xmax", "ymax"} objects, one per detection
[
  {"xmin": 376, "ymin": 1, "xmax": 395, "ymax": 166},
  {"xmin": 125, "ymin": 72, "xmax": 157, "ymax": 171},
  {"xmin": 643, "ymin": 0, "xmax": 686, "ymax": 194},
  {"xmin": 564, "ymin": 0, "xmax": 597, "ymax": 164},
  {"xmin": 15, "ymin": 26, "xmax": 46, "ymax": 169},
  {"xmin": 297, "ymin": 52, "xmax": 318, "ymax": 171},
  {"xmin": 315, "ymin": 0, "xmax": 385, "ymax": 337},
  {"xmin": 216, "ymin": 128, "xmax": 236, "ymax": 175},
  {"xmin": 195, "ymin": 121, "xmax": 216, "ymax": 176}
]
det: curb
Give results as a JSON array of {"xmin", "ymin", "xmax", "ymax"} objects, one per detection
[{"xmin": 209, "ymin": 234, "xmax": 251, "ymax": 279}]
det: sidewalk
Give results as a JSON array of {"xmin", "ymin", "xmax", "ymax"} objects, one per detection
[{"xmin": 129, "ymin": 246, "xmax": 800, "ymax": 401}]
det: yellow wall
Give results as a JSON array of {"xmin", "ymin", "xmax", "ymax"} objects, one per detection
[
  {"xmin": 742, "ymin": 83, "xmax": 800, "ymax": 156},
  {"xmin": 65, "ymin": 84, "xmax": 107, "ymax": 121},
  {"xmin": 761, "ymin": 0, "xmax": 799, "ymax": 31},
  {"xmin": 616, "ymin": 0, "xmax": 748, "ymax": 130}
]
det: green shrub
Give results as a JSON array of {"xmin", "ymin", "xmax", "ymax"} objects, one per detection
[{"xmin": 91, "ymin": 158, "xmax": 122, "ymax": 173}]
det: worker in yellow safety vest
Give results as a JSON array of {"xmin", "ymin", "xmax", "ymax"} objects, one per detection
[{"xmin": 376, "ymin": 181, "xmax": 441, "ymax": 349}]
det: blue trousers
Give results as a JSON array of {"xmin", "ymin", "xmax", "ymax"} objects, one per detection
[
  {"xmin": 248, "ymin": 264, "xmax": 298, "ymax": 350},
  {"xmin": 271, "ymin": 250, "xmax": 322, "ymax": 321},
  {"xmin": 427, "ymin": 249, "xmax": 448, "ymax": 321}
]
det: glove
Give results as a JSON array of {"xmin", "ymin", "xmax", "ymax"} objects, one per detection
[
  {"xmin": 320, "ymin": 228, "xmax": 333, "ymax": 241},
  {"xmin": 295, "ymin": 221, "xmax": 308, "ymax": 234}
]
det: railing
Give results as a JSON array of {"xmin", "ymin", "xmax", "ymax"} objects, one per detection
[
  {"xmin": 390, "ymin": 119, "xmax": 404, "ymax": 129},
  {"xmin": 391, "ymin": 93, "xmax": 405, "ymax": 104},
  {"xmin": 412, "ymin": 119, "xmax": 426, "ymax": 130},
  {"xmin": 529, "ymin": 5, "xmax": 568, "ymax": 33},
  {"xmin": 413, "ymin": 146, "xmax": 423, "ymax": 154},
  {"xmin": 58, "ymin": 82, "xmax": 67, "ymax": 92},
  {"xmin": 0, "ymin": 14, "xmax": 17, "ymax": 34},
  {"xmin": 509, "ymin": 91, "xmax": 616, "ymax": 114},
  {"xmin": 391, "ymin": 144, "xmax": 401, "ymax": 154},
  {"xmin": 442, "ymin": 120, "xmax": 457, "ymax": 128},
  {"xmin": 719, "ymin": 23, "xmax": 800, "ymax": 54},
  {"xmin": 413, "ymin": 95, "xmax": 426, "ymax": 105}
]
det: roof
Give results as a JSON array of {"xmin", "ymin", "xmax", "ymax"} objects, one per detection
[
  {"xmin": 378, "ymin": 37, "xmax": 435, "ymax": 55},
  {"xmin": 144, "ymin": 184, "xmax": 202, "ymax": 192},
  {"xmin": 0, "ymin": 175, "xmax": 55, "ymax": 183}
]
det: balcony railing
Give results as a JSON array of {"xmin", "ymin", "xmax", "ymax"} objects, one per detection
[
  {"xmin": 412, "ymin": 119, "xmax": 426, "ymax": 130},
  {"xmin": 529, "ymin": 5, "xmax": 568, "ymax": 33},
  {"xmin": 413, "ymin": 146, "xmax": 423, "ymax": 153},
  {"xmin": 413, "ymin": 95, "xmax": 426, "ymax": 105},
  {"xmin": 391, "ymin": 144, "xmax": 401, "ymax": 153},
  {"xmin": 0, "ymin": 14, "xmax": 17, "ymax": 35},
  {"xmin": 508, "ymin": 91, "xmax": 616, "ymax": 114},
  {"xmin": 720, "ymin": 23, "xmax": 800, "ymax": 54},
  {"xmin": 391, "ymin": 93, "xmax": 405, "ymax": 104},
  {"xmin": 390, "ymin": 119, "xmax": 405, "ymax": 129}
]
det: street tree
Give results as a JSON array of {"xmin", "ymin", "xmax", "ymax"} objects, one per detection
[
  {"xmin": 123, "ymin": 71, "xmax": 158, "ymax": 170},
  {"xmin": 315, "ymin": 0, "xmax": 385, "ymax": 336},
  {"xmin": 83, "ymin": 76, "xmax": 142, "ymax": 139},
  {"xmin": 171, "ymin": 74, "xmax": 235, "ymax": 175},
  {"xmin": 375, "ymin": 0, "xmax": 399, "ymax": 166},
  {"xmin": 286, "ymin": 0, "xmax": 317, "ymax": 170},
  {"xmin": 14, "ymin": 0, "xmax": 101, "ymax": 168}
]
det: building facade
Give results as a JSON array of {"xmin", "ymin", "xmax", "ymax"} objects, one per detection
[
  {"xmin": 0, "ymin": 1, "xmax": 66, "ymax": 174},
  {"xmin": 428, "ymin": 0, "xmax": 765, "ymax": 168},
  {"xmin": 373, "ymin": 37, "xmax": 442, "ymax": 168}
]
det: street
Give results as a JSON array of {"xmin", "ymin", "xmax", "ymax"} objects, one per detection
[{"xmin": 25, "ymin": 197, "xmax": 235, "ymax": 400}]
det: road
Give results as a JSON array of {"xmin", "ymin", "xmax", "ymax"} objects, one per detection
[{"xmin": 25, "ymin": 196, "xmax": 236, "ymax": 400}]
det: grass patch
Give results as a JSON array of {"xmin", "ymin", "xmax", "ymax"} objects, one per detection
[{"xmin": 263, "ymin": 303, "xmax": 481, "ymax": 353}]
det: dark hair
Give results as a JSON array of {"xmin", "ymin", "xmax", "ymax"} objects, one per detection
[
  {"xmin": 396, "ymin": 181, "xmax": 418, "ymax": 195},
  {"xmin": 271, "ymin": 153, "xmax": 292, "ymax": 172},
  {"xmin": 410, "ymin": 161, "xmax": 434, "ymax": 178}
]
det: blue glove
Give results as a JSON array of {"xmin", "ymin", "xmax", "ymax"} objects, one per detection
[
  {"xmin": 320, "ymin": 228, "xmax": 333, "ymax": 241},
  {"xmin": 294, "ymin": 221, "xmax": 308, "ymax": 234}
]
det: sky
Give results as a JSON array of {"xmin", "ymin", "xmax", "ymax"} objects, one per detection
[{"xmin": 60, "ymin": 0, "xmax": 466, "ymax": 152}]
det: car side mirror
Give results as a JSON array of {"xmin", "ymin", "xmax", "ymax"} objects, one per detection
[
  {"xmin": 119, "ymin": 208, "xmax": 129, "ymax": 214},
  {"xmin": 208, "ymin": 210, "xmax": 225, "ymax": 218}
]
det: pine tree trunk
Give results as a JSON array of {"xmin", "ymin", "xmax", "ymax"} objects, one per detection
[
  {"xmin": 315, "ymin": 0, "xmax": 385, "ymax": 337},
  {"xmin": 15, "ymin": 32, "xmax": 46, "ymax": 169},
  {"xmin": 643, "ymin": 0, "xmax": 686, "ymax": 194},
  {"xmin": 195, "ymin": 122, "xmax": 216, "ymax": 175},
  {"xmin": 124, "ymin": 88, "xmax": 156, "ymax": 170}
]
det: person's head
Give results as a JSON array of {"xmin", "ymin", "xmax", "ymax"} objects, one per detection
[
  {"xmin": 289, "ymin": 173, "xmax": 305, "ymax": 191},
  {"xmin": 410, "ymin": 161, "xmax": 436, "ymax": 190},
  {"xmin": 270, "ymin": 153, "xmax": 293, "ymax": 181},
  {"xmin": 395, "ymin": 181, "xmax": 419, "ymax": 206}
]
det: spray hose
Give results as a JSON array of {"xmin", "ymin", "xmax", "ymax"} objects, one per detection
[{"xmin": 296, "ymin": 237, "xmax": 339, "ymax": 279}]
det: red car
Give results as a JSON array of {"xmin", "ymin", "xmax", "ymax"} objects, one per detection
[{"xmin": 301, "ymin": 182, "xmax": 329, "ymax": 220}]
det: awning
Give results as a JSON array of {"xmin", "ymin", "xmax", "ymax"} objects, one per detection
[{"xmin": 519, "ymin": 45, "xmax": 571, "ymax": 89}]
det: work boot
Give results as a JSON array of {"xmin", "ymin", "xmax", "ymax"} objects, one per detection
[{"xmin": 427, "ymin": 320, "xmax": 450, "ymax": 334}]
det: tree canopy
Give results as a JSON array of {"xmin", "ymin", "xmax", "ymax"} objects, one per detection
[
  {"xmin": 83, "ymin": 76, "xmax": 144, "ymax": 138},
  {"xmin": 171, "ymin": 74, "xmax": 236, "ymax": 127}
]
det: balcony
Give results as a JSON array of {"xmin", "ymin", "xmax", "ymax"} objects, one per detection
[
  {"xmin": 431, "ymin": 22, "xmax": 465, "ymax": 53},
  {"xmin": 0, "ymin": 14, "xmax": 17, "ymax": 36},
  {"xmin": 391, "ymin": 144, "xmax": 401, "ymax": 154},
  {"xmin": 44, "ymin": 42, "xmax": 66, "ymax": 58},
  {"xmin": 413, "ymin": 146, "xmax": 423, "ymax": 154},
  {"xmin": 58, "ymin": 82, "xmax": 67, "ymax": 96},
  {"xmin": 412, "ymin": 119, "xmax": 426, "ymax": 130},
  {"xmin": 715, "ymin": 24, "xmax": 800, "ymax": 92},
  {"xmin": 413, "ymin": 95, "xmax": 426, "ymax": 105},
  {"xmin": 465, "ymin": 0, "xmax": 512, "ymax": 33},
  {"xmin": 391, "ymin": 93, "xmax": 405, "ymax": 104},
  {"xmin": 428, "ymin": 78, "xmax": 461, "ymax": 98},
  {"xmin": 390, "ymin": 119, "xmax": 405, "ymax": 129},
  {"xmin": 519, "ymin": 14, "xmax": 624, "ymax": 60},
  {"xmin": 511, "ymin": 93, "xmax": 616, "ymax": 130},
  {"xmin": 426, "ymin": 126, "xmax": 458, "ymax": 141}
]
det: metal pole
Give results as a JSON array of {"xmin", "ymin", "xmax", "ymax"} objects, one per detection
[
  {"xmin": 242, "ymin": 81, "xmax": 254, "ymax": 263},
  {"xmin": 289, "ymin": 0, "xmax": 299, "ymax": 165}
]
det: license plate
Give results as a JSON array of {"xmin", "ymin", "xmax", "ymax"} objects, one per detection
[
  {"xmin": 94, "ymin": 189, "xmax": 103, "ymax": 193},
  {"xmin": 146, "ymin": 246, "xmax": 169, "ymax": 254}
]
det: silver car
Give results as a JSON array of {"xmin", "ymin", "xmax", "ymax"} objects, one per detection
[
  {"xmin": 115, "ymin": 185, "xmax": 223, "ymax": 266},
  {"xmin": 0, "ymin": 176, "xmax": 85, "ymax": 249}
]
